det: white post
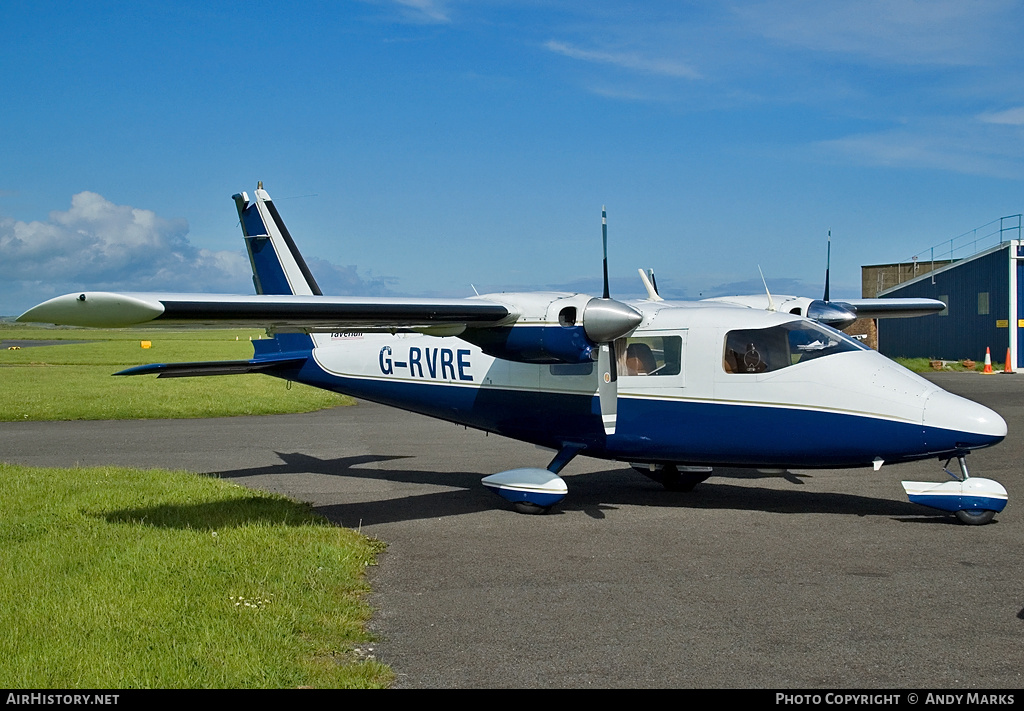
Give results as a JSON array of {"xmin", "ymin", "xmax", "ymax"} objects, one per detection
[{"xmin": 1010, "ymin": 241, "xmax": 1019, "ymax": 373}]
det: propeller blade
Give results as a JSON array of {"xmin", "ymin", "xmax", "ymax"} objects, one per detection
[
  {"xmin": 602, "ymin": 206, "xmax": 610, "ymax": 299},
  {"xmin": 594, "ymin": 206, "xmax": 633, "ymax": 436},
  {"xmin": 598, "ymin": 341, "xmax": 618, "ymax": 435},
  {"xmin": 824, "ymin": 230, "xmax": 831, "ymax": 302}
]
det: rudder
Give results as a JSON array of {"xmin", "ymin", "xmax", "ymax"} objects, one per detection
[{"xmin": 232, "ymin": 183, "xmax": 322, "ymax": 296}]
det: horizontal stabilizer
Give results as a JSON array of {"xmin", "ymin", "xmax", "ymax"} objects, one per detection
[{"xmin": 114, "ymin": 356, "xmax": 307, "ymax": 378}]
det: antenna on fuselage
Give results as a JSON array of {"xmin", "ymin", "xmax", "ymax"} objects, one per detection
[{"xmin": 758, "ymin": 265, "xmax": 776, "ymax": 312}]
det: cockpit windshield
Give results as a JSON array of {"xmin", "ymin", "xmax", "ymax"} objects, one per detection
[{"xmin": 723, "ymin": 321, "xmax": 866, "ymax": 374}]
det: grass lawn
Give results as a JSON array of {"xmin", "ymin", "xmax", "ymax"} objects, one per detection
[
  {"xmin": 0, "ymin": 462, "xmax": 391, "ymax": 688},
  {"xmin": 0, "ymin": 325, "xmax": 353, "ymax": 421},
  {"xmin": 892, "ymin": 356, "xmax": 985, "ymax": 373}
]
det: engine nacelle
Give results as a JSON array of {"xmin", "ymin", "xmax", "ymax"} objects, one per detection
[
  {"xmin": 805, "ymin": 299, "xmax": 857, "ymax": 330},
  {"xmin": 461, "ymin": 293, "xmax": 641, "ymax": 364},
  {"xmin": 703, "ymin": 294, "xmax": 858, "ymax": 330}
]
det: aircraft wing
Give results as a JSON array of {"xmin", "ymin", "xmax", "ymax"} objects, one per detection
[
  {"xmin": 702, "ymin": 294, "xmax": 945, "ymax": 328},
  {"xmin": 16, "ymin": 291, "xmax": 515, "ymax": 331},
  {"xmin": 831, "ymin": 298, "xmax": 946, "ymax": 319}
]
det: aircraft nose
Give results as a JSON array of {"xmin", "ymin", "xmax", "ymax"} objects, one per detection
[{"xmin": 923, "ymin": 389, "xmax": 1007, "ymax": 449}]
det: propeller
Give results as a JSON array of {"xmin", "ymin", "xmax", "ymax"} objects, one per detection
[
  {"xmin": 602, "ymin": 206, "xmax": 610, "ymax": 299},
  {"xmin": 585, "ymin": 207, "xmax": 642, "ymax": 435},
  {"xmin": 806, "ymin": 229, "xmax": 857, "ymax": 329},
  {"xmin": 823, "ymin": 229, "xmax": 831, "ymax": 303}
]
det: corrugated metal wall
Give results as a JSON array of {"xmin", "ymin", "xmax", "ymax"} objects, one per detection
[{"xmin": 878, "ymin": 244, "xmax": 1009, "ymax": 361}]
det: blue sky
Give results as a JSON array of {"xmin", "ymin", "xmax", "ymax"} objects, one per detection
[{"xmin": 4, "ymin": 0, "xmax": 1024, "ymax": 315}]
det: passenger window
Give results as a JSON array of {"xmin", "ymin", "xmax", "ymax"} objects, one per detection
[
  {"xmin": 615, "ymin": 336, "xmax": 682, "ymax": 376},
  {"xmin": 549, "ymin": 362, "xmax": 594, "ymax": 376}
]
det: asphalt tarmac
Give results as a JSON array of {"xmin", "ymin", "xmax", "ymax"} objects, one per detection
[{"xmin": 1, "ymin": 372, "xmax": 1021, "ymax": 688}]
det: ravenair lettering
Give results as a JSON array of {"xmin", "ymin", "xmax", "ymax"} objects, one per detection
[{"xmin": 379, "ymin": 345, "xmax": 473, "ymax": 382}]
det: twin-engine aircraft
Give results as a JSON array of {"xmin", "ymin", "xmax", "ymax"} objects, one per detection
[{"xmin": 19, "ymin": 184, "xmax": 1009, "ymax": 523}]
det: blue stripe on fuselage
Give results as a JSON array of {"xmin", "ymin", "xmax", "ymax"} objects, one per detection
[{"xmin": 269, "ymin": 357, "xmax": 1001, "ymax": 468}]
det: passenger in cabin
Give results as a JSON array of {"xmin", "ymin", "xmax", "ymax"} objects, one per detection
[
  {"xmin": 626, "ymin": 342, "xmax": 657, "ymax": 375},
  {"xmin": 616, "ymin": 336, "xmax": 682, "ymax": 376}
]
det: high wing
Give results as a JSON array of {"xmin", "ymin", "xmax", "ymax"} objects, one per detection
[
  {"xmin": 701, "ymin": 293, "xmax": 944, "ymax": 329},
  {"xmin": 830, "ymin": 297, "xmax": 946, "ymax": 319},
  {"xmin": 17, "ymin": 291, "xmax": 515, "ymax": 331},
  {"xmin": 695, "ymin": 230, "xmax": 945, "ymax": 328}
]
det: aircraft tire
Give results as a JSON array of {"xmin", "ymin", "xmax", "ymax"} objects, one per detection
[
  {"xmin": 512, "ymin": 501, "xmax": 552, "ymax": 515},
  {"xmin": 661, "ymin": 465, "xmax": 709, "ymax": 493},
  {"xmin": 955, "ymin": 509, "xmax": 996, "ymax": 525}
]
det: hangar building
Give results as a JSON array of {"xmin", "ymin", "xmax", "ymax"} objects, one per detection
[{"xmin": 865, "ymin": 216, "xmax": 1023, "ymax": 371}]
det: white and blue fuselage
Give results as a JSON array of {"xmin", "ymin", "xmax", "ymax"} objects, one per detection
[{"xmin": 259, "ymin": 298, "xmax": 1005, "ymax": 471}]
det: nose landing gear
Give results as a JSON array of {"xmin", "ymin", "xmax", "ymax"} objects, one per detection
[{"xmin": 901, "ymin": 454, "xmax": 1007, "ymax": 525}]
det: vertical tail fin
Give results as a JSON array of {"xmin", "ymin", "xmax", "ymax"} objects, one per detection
[{"xmin": 232, "ymin": 183, "xmax": 322, "ymax": 296}]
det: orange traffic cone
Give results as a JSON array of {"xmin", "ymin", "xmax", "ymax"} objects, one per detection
[
  {"xmin": 982, "ymin": 347, "xmax": 995, "ymax": 374},
  {"xmin": 1004, "ymin": 348, "xmax": 1014, "ymax": 374}
]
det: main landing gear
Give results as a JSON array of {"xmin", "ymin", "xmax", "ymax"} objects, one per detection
[
  {"xmin": 901, "ymin": 454, "xmax": 1007, "ymax": 525},
  {"xmin": 632, "ymin": 463, "xmax": 712, "ymax": 492},
  {"xmin": 481, "ymin": 451, "xmax": 717, "ymax": 514}
]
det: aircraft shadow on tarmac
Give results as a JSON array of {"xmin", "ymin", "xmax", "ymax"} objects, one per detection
[{"xmin": 209, "ymin": 452, "xmax": 944, "ymax": 527}]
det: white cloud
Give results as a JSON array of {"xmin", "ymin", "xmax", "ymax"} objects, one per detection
[
  {"xmin": 393, "ymin": 0, "xmax": 451, "ymax": 24},
  {"xmin": 734, "ymin": 0, "xmax": 1017, "ymax": 66},
  {"xmin": 977, "ymin": 107, "xmax": 1024, "ymax": 125},
  {"xmin": 815, "ymin": 119, "xmax": 1024, "ymax": 179},
  {"xmin": 544, "ymin": 40, "xmax": 701, "ymax": 79},
  {"xmin": 0, "ymin": 192, "xmax": 396, "ymax": 315},
  {"xmin": 305, "ymin": 257, "xmax": 396, "ymax": 296},
  {"xmin": 0, "ymin": 191, "xmax": 250, "ymax": 293}
]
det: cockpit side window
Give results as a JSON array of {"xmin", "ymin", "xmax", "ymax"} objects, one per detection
[
  {"xmin": 615, "ymin": 335, "xmax": 682, "ymax": 376},
  {"xmin": 723, "ymin": 321, "xmax": 864, "ymax": 374}
]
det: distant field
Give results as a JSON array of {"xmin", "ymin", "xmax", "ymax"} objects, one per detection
[
  {"xmin": 0, "ymin": 325, "xmax": 353, "ymax": 421},
  {"xmin": 0, "ymin": 462, "xmax": 391, "ymax": 688}
]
